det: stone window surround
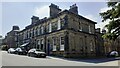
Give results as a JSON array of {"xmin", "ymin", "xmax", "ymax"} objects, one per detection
[
  {"xmin": 36, "ymin": 38, "xmax": 44, "ymax": 50},
  {"xmin": 89, "ymin": 25, "xmax": 92, "ymax": 34},
  {"xmin": 79, "ymin": 21, "xmax": 82, "ymax": 31},
  {"xmin": 52, "ymin": 37, "xmax": 57, "ymax": 51},
  {"xmin": 60, "ymin": 36, "xmax": 64, "ymax": 51},
  {"xmin": 90, "ymin": 40, "xmax": 94, "ymax": 52},
  {"xmin": 21, "ymin": 17, "xmax": 66, "ymax": 40}
]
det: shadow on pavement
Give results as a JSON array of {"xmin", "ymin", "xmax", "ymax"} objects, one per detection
[{"xmin": 49, "ymin": 56, "xmax": 120, "ymax": 64}]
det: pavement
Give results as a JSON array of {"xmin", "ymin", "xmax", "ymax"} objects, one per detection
[{"xmin": 1, "ymin": 51, "xmax": 120, "ymax": 66}]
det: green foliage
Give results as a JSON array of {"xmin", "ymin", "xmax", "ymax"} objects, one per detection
[{"xmin": 100, "ymin": 2, "xmax": 120, "ymax": 40}]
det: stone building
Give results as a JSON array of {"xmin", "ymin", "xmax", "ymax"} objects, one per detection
[
  {"xmin": 16, "ymin": 3, "xmax": 101, "ymax": 58},
  {"xmin": 95, "ymin": 28, "xmax": 120, "ymax": 56},
  {"xmin": 3, "ymin": 3, "xmax": 120, "ymax": 57},
  {"xmin": 3, "ymin": 26, "xmax": 20, "ymax": 48},
  {"xmin": 95, "ymin": 28, "xmax": 105, "ymax": 56},
  {"xmin": 103, "ymin": 35, "xmax": 120, "ymax": 55}
]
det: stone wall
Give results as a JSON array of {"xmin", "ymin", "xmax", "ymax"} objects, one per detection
[{"xmin": 67, "ymin": 30, "xmax": 96, "ymax": 57}]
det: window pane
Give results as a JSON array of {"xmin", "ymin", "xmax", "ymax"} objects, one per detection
[{"xmin": 61, "ymin": 37, "xmax": 64, "ymax": 45}]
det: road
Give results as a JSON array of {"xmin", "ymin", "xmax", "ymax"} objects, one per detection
[{"xmin": 1, "ymin": 51, "xmax": 119, "ymax": 66}]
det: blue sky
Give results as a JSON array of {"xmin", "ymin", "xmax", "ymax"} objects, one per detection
[{"xmin": 1, "ymin": 2, "xmax": 109, "ymax": 37}]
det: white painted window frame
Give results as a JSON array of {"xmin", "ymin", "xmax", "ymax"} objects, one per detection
[
  {"xmin": 60, "ymin": 36, "xmax": 64, "ymax": 51},
  {"xmin": 52, "ymin": 38, "xmax": 56, "ymax": 51},
  {"xmin": 49, "ymin": 23, "xmax": 51, "ymax": 32},
  {"xmin": 89, "ymin": 25, "xmax": 92, "ymax": 34},
  {"xmin": 41, "ymin": 26, "xmax": 44, "ymax": 34},
  {"xmin": 79, "ymin": 22, "xmax": 82, "ymax": 31},
  {"xmin": 57, "ymin": 18, "xmax": 61, "ymax": 30}
]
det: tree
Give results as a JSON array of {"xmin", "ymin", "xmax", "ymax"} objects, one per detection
[{"xmin": 100, "ymin": 2, "xmax": 120, "ymax": 40}]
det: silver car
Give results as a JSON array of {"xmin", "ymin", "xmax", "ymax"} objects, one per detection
[
  {"xmin": 107, "ymin": 51, "xmax": 119, "ymax": 57},
  {"xmin": 7, "ymin": 48, "xmax": 16, "ymax": 54},
  {"xmin": 27, "ymin": 49, "xmax": 46, "ymax": 58}
]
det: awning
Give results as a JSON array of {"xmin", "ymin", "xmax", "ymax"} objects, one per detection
[{"xmin": 20, "ymin": 43, "xmax": 29, "ymax": 47}]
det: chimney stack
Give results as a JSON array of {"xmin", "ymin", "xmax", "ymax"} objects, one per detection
[
  {"xmin": 12, "ymin": 26, "xmax": 19, "ymax": 30},
  {"xmin": 31, "ymin": 16, "xmax": 39, "ymax": 24},
  {"xmin": 49, "ymin": 3, "xmax": 61, "ymax": 17},
  {"xmin": 69, "ymin": 4, "xmax": 78, "ymax": 14}
]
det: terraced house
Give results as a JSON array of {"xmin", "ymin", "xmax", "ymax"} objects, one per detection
[{"xmin": 15, "ymin": 3, "xmax": 100, "ymax": 58}]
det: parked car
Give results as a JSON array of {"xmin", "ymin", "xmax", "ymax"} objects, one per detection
[
  {"xmin": 107, "ymin": 51, "xmax": 119, "ymax": 57},
  {"xmin": 27, "ymin": 49, "xmax": 46, "ymax": 58},
  {"xmin": 7, "ymin": 48, "xmax": 16, "ymax": 54},
  {"xmin": 15, "ymin": 47, "xmax": 27, "ymax": 55}
]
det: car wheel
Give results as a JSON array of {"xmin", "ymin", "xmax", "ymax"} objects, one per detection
[
  {"xmin": 27, "ymin": 53, "xmax": 30, "ymax": 57},
  {"xmin": 31, "ymin": 53, "xmax": 36, "ymax": 57},
  {"xmin": 17, "ymin": 52, "xmax": 19, "ymax": 55},
  {"xmin": 31, "ymin": 53, "xmax": 34, "ymax": 57},
  {"xmin": 43, "ymin": 56, "xmax": 46, "ymax": 58},
  {"xmin": 29, "ymin": 53, "xmax": 33, "ymax": 57}
]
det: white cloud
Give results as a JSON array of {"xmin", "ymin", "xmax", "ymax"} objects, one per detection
[
  {"xmin": 33, "ymin": 5, "xmax": 49, "ymax": 19},
  {"xmin": 100, "ymin": 7, "xmax": 112, "ymax": 13},
  {"xmin": 95, "ymin": 7, "xmax": 112, "ymax": 31},
  {"xmin": 95, "ymin": 20, "xmax": 110, "ymax": 31}
]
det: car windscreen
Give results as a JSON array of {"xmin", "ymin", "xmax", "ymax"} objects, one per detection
[{"xmin": 36, "ymin": 49, "xmax": 41, "ymax": 51}]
